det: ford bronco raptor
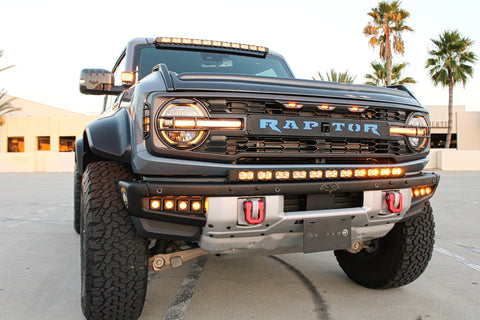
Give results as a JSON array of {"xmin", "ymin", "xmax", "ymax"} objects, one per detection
[{"xmin": 76, "ymin": 37, "xmax": 439, "ymax": 319}]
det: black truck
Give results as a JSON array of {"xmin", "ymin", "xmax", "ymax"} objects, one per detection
[{"xmin": 76, "ymin": 37, "xmax": 439, "ymax": 320}]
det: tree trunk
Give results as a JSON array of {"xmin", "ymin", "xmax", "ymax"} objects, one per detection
[
  {"xmin": 385, "ymin": 24, "xmax": 392, "ymax": 87},
  {"xmin": 386, "ymin": 55, "xmax": 392, "ymax": 87},
  {"xmin": 445, "ymin": 81, "xmax": 454, "ymax": 149}
]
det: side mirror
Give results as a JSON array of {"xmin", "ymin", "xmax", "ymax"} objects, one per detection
[{"xmin": 79, "ymin": 69, "xmax": 123, "ymax": 95}]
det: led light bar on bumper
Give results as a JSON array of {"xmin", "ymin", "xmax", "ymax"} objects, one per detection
[{"xmin": 230, "ymin": 167, "xmax": 403, "ymax": 182}]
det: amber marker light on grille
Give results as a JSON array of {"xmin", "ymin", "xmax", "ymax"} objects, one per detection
[
  {"xmin": 239, "ymin": 171, "xmax": 254, "ymax": 181},
  {"xmin": 325, "ymin": 170, "xmax": 338, "ymax": 178},
  {"xmin": 349, "ymin": 106, "xmax": 366, "ymax": 112},
  {"xmin": 150, "ymin": 200, "xmax": 161, "ymax": 210},
  {"xmin": 368, "ymin": 169, "xmax": 380, "ymax": 177},
  {"xmin": 284, "ymin": 102, "xmax": 303, "ymax": 109},
  {"xmin": 318, "ymin": 104, "xmax": 335, "ymax": 111}
]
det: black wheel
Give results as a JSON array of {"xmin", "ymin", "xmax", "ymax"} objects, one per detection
[
  {"xmin": 334, "ymin": 201, "xmax": 434, "ymax": 289},
  {"xmin": 73, "ymin": 163, "xmax": 81, "ymax": 234},
  {"xmin": 81, "ymin": 161, "xmax": 148, "ymax": 320}
]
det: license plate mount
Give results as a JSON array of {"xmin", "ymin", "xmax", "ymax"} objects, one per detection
[{"xmin": 303, "ymin": 217, "xmax": 352, "ymax": 253}]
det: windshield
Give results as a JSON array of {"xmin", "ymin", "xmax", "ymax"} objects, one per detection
[{"xmin": 135, "ymin": 46, "xmax": 293, "ymax": 80}]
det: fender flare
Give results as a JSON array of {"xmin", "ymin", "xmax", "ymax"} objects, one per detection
[{"xmin": 77, "ymin": 108, "xmax": 132, "ymax": 173}]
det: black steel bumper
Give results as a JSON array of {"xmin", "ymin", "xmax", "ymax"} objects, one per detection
[{"xmin": 119, "ymin": 172, "xmax": 440, "ymax": 241}]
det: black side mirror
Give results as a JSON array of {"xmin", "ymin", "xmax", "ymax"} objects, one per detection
[{"xmin": 79, "ymin": 69, "xmax": 123, "ymax": 95}]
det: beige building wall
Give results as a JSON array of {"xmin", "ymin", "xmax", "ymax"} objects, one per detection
[{"xmin": 0, "ymin": 96, "xmax": 98, "ymax": 172}]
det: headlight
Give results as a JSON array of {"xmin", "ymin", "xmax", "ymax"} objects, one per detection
[
  {"xmin": 157, "ymin": 99, "xmax": 208, "ymax": 149},
  {"xmin": 406, "ymin": 112, "xmax": 429, "ymax": 151}
]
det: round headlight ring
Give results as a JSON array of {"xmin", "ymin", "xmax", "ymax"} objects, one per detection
[
  {"xmin": 157, "ymin": 98, "xmax": 209, "ymax": 150},
  {"xmin": 406, "ymin": 112, "xmax": 430, "ymax": 152}
]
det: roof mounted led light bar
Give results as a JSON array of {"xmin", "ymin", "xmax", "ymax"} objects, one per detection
[{"xmin": 154, "ymin": 37, "xmax": 269, "ymax": 56}]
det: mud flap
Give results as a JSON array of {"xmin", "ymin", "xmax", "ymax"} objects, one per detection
[{"xmin": 303, "ymin": 217, "xmax": 352, "ymax": 253}]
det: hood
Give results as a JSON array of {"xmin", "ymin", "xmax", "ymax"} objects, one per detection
[{"xmin": 169, "ymin": 72, "xmax": 421, "ymax": 107}]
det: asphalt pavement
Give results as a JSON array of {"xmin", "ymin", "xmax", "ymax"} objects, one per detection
[{"xmin": 0, "ymin": 171, "xmax": 479, "ymax": 320}]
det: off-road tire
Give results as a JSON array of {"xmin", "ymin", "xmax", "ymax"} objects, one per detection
[
  {"xmin": 73, "ymin": 163, "xmax": 81, "ymax": 234},
  {"xmin": 81, "ymin": 161, "xmax": 148, "ymax": 320},
  {"xmin": 334, "ymin": 201, "xmax": 434, "ymax": 289}
]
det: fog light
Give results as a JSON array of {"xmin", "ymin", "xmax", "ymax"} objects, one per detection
[
  {"xmin": 178, "ymin": 201, "xmax": 188, "ymax": 211},
  {"xmin": 164, "ymin": 200, "xmax": 175, "ymax": 210},
  {"xmin": 150, "ymin": 200, "xmax": 161, "ymax": 210},
  {"xmin": 191, "ymin": 201, "xmax": 202, "ymax": 211}
]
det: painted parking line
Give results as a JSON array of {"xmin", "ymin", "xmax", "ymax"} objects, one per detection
[
  {"xmin": 455, "ymin": 242, "xmax": 480, "ymax": 254},
  {"xmin": 434, "ymin": 245, "xmax": 480, "ymax": 272},
  {"xmin": 162, "ymin": 255, "xmax": 208, "ymax": 320}
]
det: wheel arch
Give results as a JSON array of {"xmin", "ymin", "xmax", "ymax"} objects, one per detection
[{"xmin": 76, "ymin": 108, "xmax": 132, "ymax": 174}]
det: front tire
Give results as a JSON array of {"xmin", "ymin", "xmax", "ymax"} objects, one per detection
[
  {"xmin": 81, "ymin": 161, "xmax": 148, "ymax": 320},
  {"xmin": 73, "ymin": 163, "xmax": 81, "ymax": 234},
  {"xmin": 334, "ymin": 201, "xmax": 434, "ymax": 289}
]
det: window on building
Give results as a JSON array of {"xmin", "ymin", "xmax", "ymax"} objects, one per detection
[
  {"xmin": 59, "ymin": 136, "xmax": 76, "ymax": 152},
  {"xmin": 7, "ymin": 137, "xmax": 24, "ymax": 152},
  {"xmin": 37, "ymin": 136, "xmax": 51, "ymax": 151},
  {"xmin": 430, "ymin": 134, "xmax": 457, "ymax": 148}
]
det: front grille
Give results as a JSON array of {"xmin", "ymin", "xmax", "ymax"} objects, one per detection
[
  {"xmin": 205, "ymin": 98, "xmax": 407, "ymax": 122},
  {"xmin": 205, "ymin": 137, "xmax": 407, "ymax": 156},
  {"xmin": 155, "ymin": 98, "xmax": 417, "ymax": 165}
]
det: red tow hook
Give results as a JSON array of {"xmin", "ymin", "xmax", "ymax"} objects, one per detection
[
  {"xmin": 243, "ymin": 200, "xmax": 265, "ymax": 224},
  {"xmin": 386, "ymin": 192, "xmax": 403, "ymax": 213}
]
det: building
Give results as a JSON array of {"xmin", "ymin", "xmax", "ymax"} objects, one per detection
[
  {"xmin": 0, "ymin": 96, "xmax": 479, "ymax": 172},
  {"xmin": 425, "ymin": 105, "xmax": 480, "ymax": 170},
  {"xmin": 0, "ymin": 96, "xmax": 98, "ymax": 172}
]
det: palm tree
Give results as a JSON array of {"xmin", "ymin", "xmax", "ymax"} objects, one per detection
[
  {"xmin": 365, "ymin": 61, "xmax": 416, "ymax": 87},
  {"xmin": 425, "ymin": 30, "xmax": 477, "ymax": 149},
  {"xmin": 364, "ymin": 1, "xmax": 413, "ymax": 86},
  {"xmin": 314, "ymin": 69, "xmax": 356, "ymax": 83},
  {"xmin": 0, "ymin": 49, "xmax": 17, "ymax": 126}
]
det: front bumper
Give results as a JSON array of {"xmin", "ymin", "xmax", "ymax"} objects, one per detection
[{"xmin": 119, "ymin": 172, "xmax": 439, "ymax": 251}]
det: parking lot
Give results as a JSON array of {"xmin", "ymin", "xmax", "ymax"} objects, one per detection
[{"xmin": 0, "ymin": 171, "xmax": 479, "ymax": 320}]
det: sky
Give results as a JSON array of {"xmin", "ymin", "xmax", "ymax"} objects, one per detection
[{"xmin": 1, "ymin": 0, "xmax": 480, "ymax": 115}]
